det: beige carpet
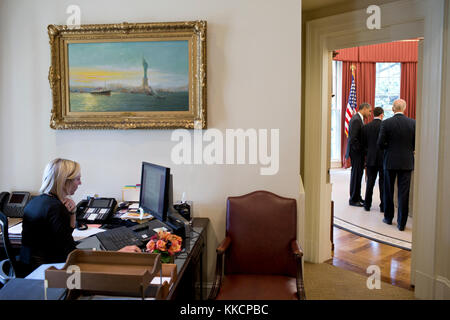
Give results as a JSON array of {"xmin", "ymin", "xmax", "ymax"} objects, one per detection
[{"xmin": 304, "ymin": 262, "xmax": 415, "ymax": 300}]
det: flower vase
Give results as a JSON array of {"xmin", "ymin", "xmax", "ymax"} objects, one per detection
[{"xmin": 161, "ymin": 254, "xmax": 174, "ymax": 264}]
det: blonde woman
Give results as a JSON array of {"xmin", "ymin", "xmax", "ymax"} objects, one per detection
[{"xmin": 20, "ymin": 158, "xmax": 139, "ymax": 269}]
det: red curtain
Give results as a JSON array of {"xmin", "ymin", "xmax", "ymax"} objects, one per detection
[
  {"xmin": 359, "ymin": 41, "xmax": 418, "ymax": 62},
  {"xmin": 356, "ymin": 62, "xmax": 376, "ymax": 123},
  {"xmin": 400, "ymin": 62, "xmax": 417, "ymax": 119},
  {"xmin": 335, "ymin": 47, "xmax": 359, "ymax": 61},
  {"xmin": 335, "ymin": 41, "xmax": 418, "ymax": 62}
]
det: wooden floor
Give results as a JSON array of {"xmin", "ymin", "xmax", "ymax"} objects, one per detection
[{"xmin": 326, "ymin": 227, "xmax": 413, "ymax": 291}]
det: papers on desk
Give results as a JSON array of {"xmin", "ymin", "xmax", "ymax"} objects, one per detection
[
  {"xmin": 72, "ymin": 226, "xmax": 106, "ymax": 241},
  {"xmin": 150, "ymin": 276, "xmax": 172, "ymax": 285},
  {"xmin": 7, "ymin": 222, "xmax": 23, "ymax": 242},
  {"xmin": 128, "ymin": 203, "xmax": 140, "ymax": 210},
  {"xmin": 8, "ymin": 222, "xmax": 23, "ymax": 235},
  {"xmin": 8, "ymin": 222, "xmax": 106, "ymax": 241},
  {"xmin": 120, "ymin": 211, "xmax": 153, "ymax": 220}
]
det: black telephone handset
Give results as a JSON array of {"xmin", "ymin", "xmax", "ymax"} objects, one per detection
[
  {"xmin": 76, "ymin": 199, "xmax": 89, "ymax": 215},
  {"xmin": 75, "ymin": 199, "xmax": 89, "ymax": 230},
  {"xmin": 76, "ymin": 198, "xmax": 117, "ymax": 224},
  {"xmin": 0, "ymin": 191, "xmax": 31, "ymax": 217}
]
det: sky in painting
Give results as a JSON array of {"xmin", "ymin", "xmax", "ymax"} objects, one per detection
[{"xmin": 68, "ymin": 40, "xmax": 189, "ymax": 89}]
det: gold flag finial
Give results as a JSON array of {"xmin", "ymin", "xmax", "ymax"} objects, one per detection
[{"xmin": 350, "ymin": 64, "xmax": 356, "ymax": 76}]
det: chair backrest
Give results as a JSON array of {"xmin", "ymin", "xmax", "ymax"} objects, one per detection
[
  {"xmin": 225, "ymin": 190, "xmax": 297, "ymax": 277},
  {"xmin": 0, "ymin": 211, "xmax": 17, "ymax": 276}
]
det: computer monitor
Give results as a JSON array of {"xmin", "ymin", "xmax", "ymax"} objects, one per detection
[{"xmin": 139, "ymin": 162, "xmax": 170, "ymax": 222}]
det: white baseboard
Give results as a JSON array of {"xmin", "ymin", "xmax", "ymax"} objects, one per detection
[
  {"xmin": 414, "ymin": 270, "xmax": 450, "ymax": 299},
  {"xmin": 435, "ymin": 276, "xmax": 450, "ymax": 300}
]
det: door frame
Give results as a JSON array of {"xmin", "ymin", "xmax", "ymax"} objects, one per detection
[{"xmin": 303, "ymin": 0, "xmax": 445, "ymax": 299}]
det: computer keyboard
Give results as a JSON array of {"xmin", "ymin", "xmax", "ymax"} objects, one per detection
[{"xmin": 95, "ymin": 226, "xmax": 144, "ymax": 251}]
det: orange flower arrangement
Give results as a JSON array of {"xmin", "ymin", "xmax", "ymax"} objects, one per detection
[{"xmin": 146, "ymin": 231, "xmax": 182, "ymax": 263}]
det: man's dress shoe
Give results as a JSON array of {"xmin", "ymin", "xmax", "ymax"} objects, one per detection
[{"xmin": 349, "ymin": 201, "xmax": 364, "ymax": 207}]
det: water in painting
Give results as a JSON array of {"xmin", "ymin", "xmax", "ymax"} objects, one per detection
[{"xmin": 68, "ymin": 40, "xmax": 189, "ymax": 112}]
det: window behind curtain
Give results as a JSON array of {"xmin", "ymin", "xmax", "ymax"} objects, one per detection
[
  {"xmin": 375, "ymin": 63, "xmax": 401, "ymax": 119},
  {"xmin": 331, "ymin": 61, "xmax": 342, "ymax": 162}
]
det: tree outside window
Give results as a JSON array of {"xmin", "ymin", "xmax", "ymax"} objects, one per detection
[{"xmin": 375, "ymin": 63, "xmax": 401, "ymax": 119}]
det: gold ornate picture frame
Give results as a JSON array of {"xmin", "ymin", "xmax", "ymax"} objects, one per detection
[{"xmin": 48, "ymin": 21, "xmax": 206, "ymax": 129}]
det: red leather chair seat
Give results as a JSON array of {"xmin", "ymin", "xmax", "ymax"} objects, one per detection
[{"xmin": 216, "ymin": 274, "xmax": 298, "ymax": 300}]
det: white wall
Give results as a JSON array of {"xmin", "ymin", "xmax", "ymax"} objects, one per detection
[
  {"xmin": 435, "ymin": 0, "xmax": 450, "ymax": 299},
  {"xmin": 0, "ymin": 0, "xmax": 303, "ymax": 281}
]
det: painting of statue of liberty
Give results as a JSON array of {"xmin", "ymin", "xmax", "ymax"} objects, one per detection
[{"xmin": 68, "ymin": 40, "xmax": 189, "ymax": 112}]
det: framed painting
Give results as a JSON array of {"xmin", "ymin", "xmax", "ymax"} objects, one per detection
[{"xmin": 48, "ymin": 21, "xmax": 207, "ymax": 129}]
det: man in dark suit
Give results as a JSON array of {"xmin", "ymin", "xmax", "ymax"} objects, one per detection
[
  {"xmin": 377, "ymin": 99, "xmax": 415, "ymax": 231},
  {"xmin": 346, "ymin": 102, "xmax": 372, "ymax": 207},
  {"xmin": 362, "ymin": 107, "xmax": 385, "ymax": 212}
]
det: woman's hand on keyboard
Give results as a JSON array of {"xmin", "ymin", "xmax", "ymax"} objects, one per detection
[{"xmin": 118, "ymin": 245, "xmax": 142, "ymax": 253}]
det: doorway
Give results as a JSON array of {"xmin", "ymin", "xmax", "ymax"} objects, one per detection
[
  {"xmin": 328, "ymin": 40, "xmax": 420, "ymax": 290},
  {"xmin": 330, "ymin": 41, "xmax": 418, "ymax": 251},
  {"xmin": 302, "ymin": 0, "xmax": 444, "ymax": 299}
]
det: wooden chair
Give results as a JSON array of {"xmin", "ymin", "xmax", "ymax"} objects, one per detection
[{"xmin": 209, "ymin": 191, "xmax": 306, "ymax": 300}]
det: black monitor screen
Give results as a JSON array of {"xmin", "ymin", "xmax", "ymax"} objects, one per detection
[{"xmin": 139, "ymin": 162, "xmax": 170, "ymax": 222}]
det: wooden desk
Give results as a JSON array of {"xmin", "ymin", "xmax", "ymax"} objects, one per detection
[
  {"xmin": 0, "ymin": 217, "xmax": 209, "ymax": 300},
  {"xmin": 168, "ymin": 217, "xmax": 208, "ymax": 300},
  {"xmin": 7, "ymin": 218, "xmax": 21, "ymax": 227}
]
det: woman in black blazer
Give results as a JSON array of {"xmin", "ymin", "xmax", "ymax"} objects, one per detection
[{"xmin": 20, "ymin": 158, "xmax": 140, "ymax": 269}]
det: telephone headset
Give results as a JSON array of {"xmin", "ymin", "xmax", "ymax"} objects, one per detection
[{"xmin": 0, "ymin": 191, "xmax": 32, "ymax": 218}]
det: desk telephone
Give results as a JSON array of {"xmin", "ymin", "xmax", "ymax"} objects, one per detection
[
  {"xmin": 76, "ymin": 197, "xmax": 117, "ymax": 224},
  {"xmin": 0, "ymin": 191, "xmax": 32, "ymax": 217}
]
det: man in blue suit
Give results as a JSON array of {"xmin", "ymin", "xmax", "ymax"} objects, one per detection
[
  {"xmin": 362, "ymin": 106, "xmax": 385, "ymax": 212},
  {"xmin": 377, "ymin": 99, "xmax": 416, "ymax": 231},
  {"xmin": 346, "ymin": 103, "xmax": 372, "ymax": 207}
]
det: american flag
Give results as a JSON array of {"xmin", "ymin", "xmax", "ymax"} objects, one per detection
[{"xmin": 344, "ymin": 72, "xmax": 357, "ymax": 137}]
